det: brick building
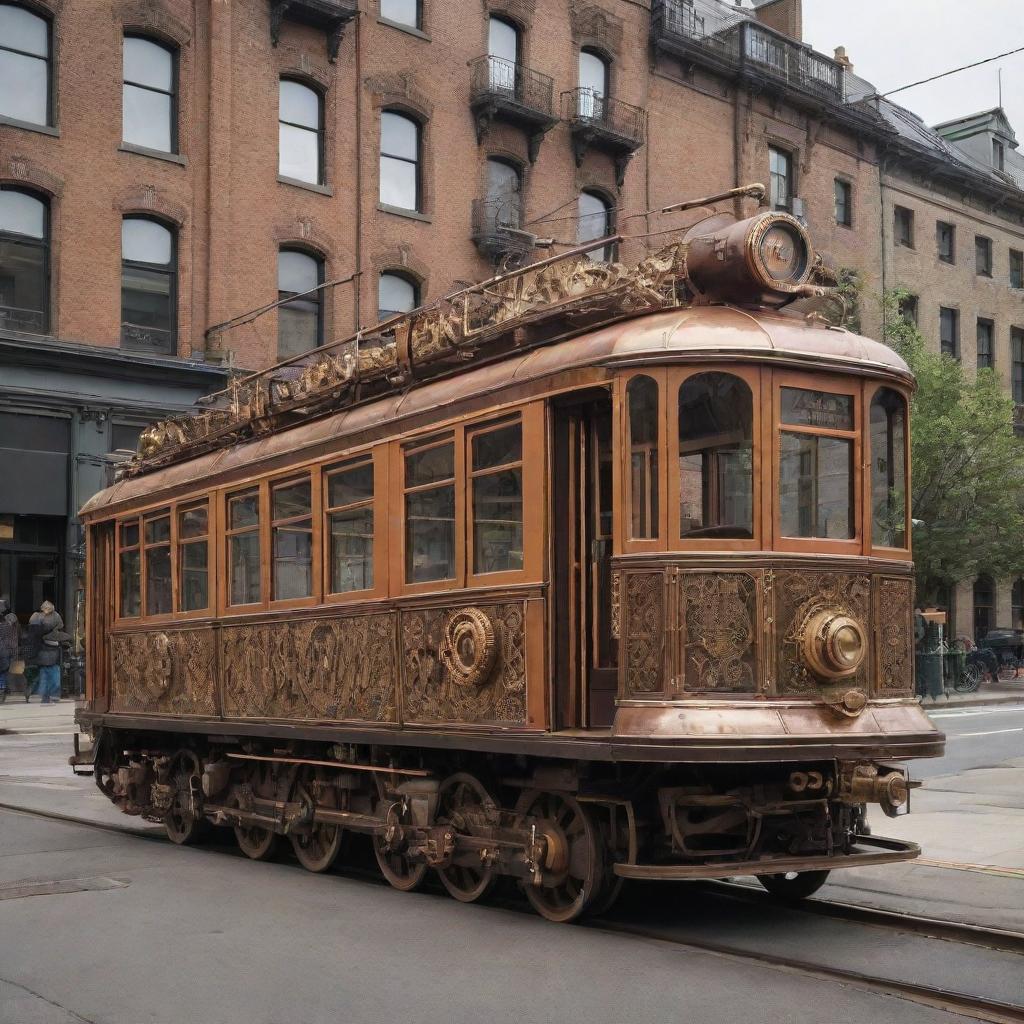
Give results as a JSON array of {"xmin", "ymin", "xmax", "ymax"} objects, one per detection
[{"xmin": 0, "ymin": 0, "xmax": 1020, "ymax": 649}]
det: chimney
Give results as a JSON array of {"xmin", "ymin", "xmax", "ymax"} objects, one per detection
[
  {"xmin": 833, "ymin": 46, "xmax": 853, "ymax": 73},
  {"xmin": 751, "ymin": 0, "xmax": 803, "ymax": 42}
]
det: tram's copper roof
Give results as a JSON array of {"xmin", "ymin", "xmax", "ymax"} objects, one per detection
[{"xmin": 82, "ymin": 305, "xmax": 910, "ymax": 517}]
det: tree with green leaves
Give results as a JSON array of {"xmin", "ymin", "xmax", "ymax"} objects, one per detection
[{"xmin": 882, "ymin": 289, "xmax": 1024, "ymax": 605}]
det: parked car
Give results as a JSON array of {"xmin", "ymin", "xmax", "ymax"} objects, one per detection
[{"xmin": 977, "ymin": 629, "xmax": 1024, "ymax": 676}]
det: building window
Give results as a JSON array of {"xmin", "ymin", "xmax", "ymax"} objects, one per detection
[
  {"xmin": 834, "ymin": 179, "xmax": 852, "ymax": 227},
  {"xmin": 121, "ymin": 217, "xmax": 176, "ymax": 355},
  {"xmin": 0, "ymin": 3, "xmax": 51, "ymax": 127},
  {"xmin": 939, "ymin": 306, "xmax": 959, "ymax": 359},
  {"xmin": 279, "ymin": 79, "xmax": 323, "ymax": 185},
  {"xmin": 404, "ymin": 434, "xmax": 456, "ymax": 584},
  {"xmin": 577, "ymin": 47, "xmax": 610, "ymax": 118},
  {"xmin": 937, "ymin": 221, "xmax": 955, "ymax": 263},
  {"xmin": 380, "ymin": 0, "xmax": 420, "ymax": 29},
  {"xmin": 118, "ymin": 519, "xmax": 141, "ymax": 618},
  {"xmin": 0, "ymin": 186, "xmax": 48, "ymax": 334},
  {"xmin": 271, "ymin": 477, "xmax": 313, "ymax": 601},
  {"xmin": 1012, "ymin": 328, "xmax": 1024, "ymax": 405},
  {"xmin": 122, "ymin": 35, "xmax": 176, "ymax": 153},
  {"xmin": 769, "ymin": 146, "xmax": 792, "ymax": 212},
  {"xmin": 894, "ymin": 206, "xmax": 914, "ymax": 248},
  {"xmin": 898, "ymin": 294, "xmax": 918, "ymax": 325},
  {"xmin": 627, "ymin": 375, "xmax": 659, "ymax": 540},
  {"xmin": 977, "ymin": 318, "xmax": 994, "ymax": 370},
  {"xmin": 1011, "ymin": 249, "xmax": 1023, "ymax": 289},
  {"xmin": 870, "ymin": 389, "xmax": 907, "ymax": 549},
  {"xmin": 485, "ymin": 156, "xmax": 522, "ymax": 231},
  {"xmin": 177, "ymin": 501, "xmax": 209, "ymax": 612},
  {"xmin": 577, "ymin": 190, "xmax": 614, "ymax": 261},
  {"xmin": 277, "ymin": 248, "xmax": 323, "ymax": 360},
  {"xmin": 974, "ymin": 575, "xmax": 995, "ymax": 643},
  {"xmin": 326, "ymin": 458, "xmax": 374, "ymax": 594},
  {"xmin": 487, "ymin": 15, "xmax": 520, "ymax": 96},
  {"xmin": 379, "ymin": 111, "xmax": 421, "ymax": 212},
  {"xmin": 678, "ymin": 373, "xmax": 753, "ymax": 540},
  {"xmin": 378, "ymin": 271, "xmax": 418, "ymax": 321},
  {"xmin": 227, "ymin": 488, "xmax": 261, "ymax": 606},
  {"xmin": 976, "ymin": 235, "xmax": 993, "ymax": 277},
  {"xmin": 143, "ymin": 511, "xmax": 172, "ymax": 616},
  {"xmin": 470, "ymin": 420, "xmax": 523, "ymax": 575},
  {"xmin": 993, "ymin": 138, "xmax": 1005, "ymax": 172}
]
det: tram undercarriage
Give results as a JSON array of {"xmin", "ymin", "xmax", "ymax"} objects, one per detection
[{"xmin": 85, "ymin": 729, "xmax": 919, "ymax": 922}]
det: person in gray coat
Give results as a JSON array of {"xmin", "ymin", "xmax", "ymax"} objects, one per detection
[
  {"xmin": 29, "ymin": 600, "xmax": 64, "ymax": 704},
  {"xmin": 0, "ymin": 598, "xmax": 17, "ymax": 702}
]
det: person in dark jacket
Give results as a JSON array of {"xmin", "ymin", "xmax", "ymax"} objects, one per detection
[
  {"xmin": 0, "ymin": 598, "xmax": 17, "ymax": 702},
  {"xmin": 29, "ymin": 600, "xmax": 64, "ymax": 704}
]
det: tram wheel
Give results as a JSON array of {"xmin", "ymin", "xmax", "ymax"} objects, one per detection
[
  {"xmin": 373, "ymin": 833, "xmax": 428, "ymax": 892},
  {"xmin": 164, "ymin": 751, "xmax": 205, "ymax": 846},
  {"xmin": 231, "ymin": 791, "xmax": 280, "ymax": 861},
  {"xmin": 436, "ymin": 772, "xmax": 498, "ymax": 903},
  {"xmin": 758, "ymin": 869, "xmax": 830, "ymax": 901},
  {"xmin": 515, "ymin": 789, "xmax": 605, "ymax": 923},
  {"xmin": 290, "ymin": 774, "xmax": 345, "ymax": 873}
]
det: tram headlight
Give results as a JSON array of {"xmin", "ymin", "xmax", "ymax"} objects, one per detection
[{"xmin": 802, "ymin": 610, "xmax": 866, "ymax": 679}]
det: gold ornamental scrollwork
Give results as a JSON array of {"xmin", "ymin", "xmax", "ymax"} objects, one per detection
[{"xmin": 439, "ymin": 607, "xmax": 499, "ymax": 688}]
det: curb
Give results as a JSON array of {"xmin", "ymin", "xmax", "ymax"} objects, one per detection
[{"xmin": 920, "ymin": 693, "xmax": 1023, "ymax": 709}]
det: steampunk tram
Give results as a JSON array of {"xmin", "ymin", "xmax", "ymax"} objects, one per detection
[{"xmin": 74, "ymin": 187, "xmax": 943, "ymax": 921}]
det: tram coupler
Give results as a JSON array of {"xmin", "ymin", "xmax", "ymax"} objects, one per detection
[{"xmin": 837, "ymin": 763, "xmax": 918, "ymax": 817}]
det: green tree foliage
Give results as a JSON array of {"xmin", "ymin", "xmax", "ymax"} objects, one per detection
[{"xmin": 883, "ymin": 289, "xmax": 1024, "ymax": 603}]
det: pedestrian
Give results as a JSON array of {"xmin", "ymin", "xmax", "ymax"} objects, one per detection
[
  {"xmin": 29, "ymin": 600, "xmax": 64, "ymax": 704},
  {"xmin": 0, "ymin": 598, "xmax": 18, "ymax": 703}
]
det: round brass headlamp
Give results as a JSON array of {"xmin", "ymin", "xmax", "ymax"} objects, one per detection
[{"xmin": 802, "ymin": 610, "xmax": 866, "ymax": 679}]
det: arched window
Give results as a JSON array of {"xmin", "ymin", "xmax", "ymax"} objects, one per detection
[
  {"xmin": 578, "ymin": 47, "xmax": 610, "ymax": 118},
  {"xmin": 378, "ymin": 271, "xmax": 418, "ymax": 321},
  {"xmin": 122, "ymin": 35, "xmax": 177, "ymax": 153},
  {"xmin": 0, "ymin": 186, "xmax": 49, "ymax": 334},
  {"xmin": 870, "ymin": 388, "xmax": 907, "ymax": 548},
  {"xmin": 974, "ymin": 575, "xmax": 995, "ymax": 643},
  {"xmin": 678, "ymin": 373, "xmax": 753, "ymax": 539},
  {"xmin": 380, "ymin": 111, "xmax": 421, "ymax": 212},
  {"xmin": 627, "ymin": 375, "xmax": 659, "ymax": 540},
  {"xmin": 485, "ymin": 157, "xmax": 521, "ymax": 231},
  {"xmin": 121, "ymin": 217, "xmax": 176, "ymax": 354},
  {"xmin": 1013, "ymin": 579, "xmax": 1024, "ymax": 631},
  {"xmin": 577, "ymin": 190, "xmax": 613, "ymax": 262},
  {"xmin": 279, "ymin": 79, "xmax": 323, "ymax": 185},
  {"xmin": 0, "ymin": 3, "xmax": 51, "ymax": 127},
  {"xmin": 487, "ymin": 16, "xmax": 520, "ymax": 95},
  {"xmin": 380, "ymin": 0, "xmax": 420, "ymax": 30},
  {"xmin": 277, "ymin": 248, "xmax": 323, "ymax": 359}
]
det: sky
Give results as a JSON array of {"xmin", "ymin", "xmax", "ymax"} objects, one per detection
[{"xmin": 801, "ymin": 0, "xmax": 1024, "ymax": 134}]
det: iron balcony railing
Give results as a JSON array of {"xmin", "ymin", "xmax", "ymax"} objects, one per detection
[
  {"xmin": 652, "ymin": 0, "xmax": 844, "ymax": 104},
  {"xmin": 563, "ymin": 88, "xmax": 647, "ymax": 149},
  {"xmin": 121, "ymin": 322, "xmax": 176, "ymax": 355},
  {"xmin": 471, "ymin": 195, "xmax": 533, "ymax": 265},
  {"xmin": 0, "ymin": 304, "xmax": 46, "ymax": 334},
  {"xmin": 469, "ymin": 55, "xmax": 555, "ymax": 121}
]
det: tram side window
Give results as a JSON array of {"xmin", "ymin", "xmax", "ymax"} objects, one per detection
[
  {"xmin": 678, "ymin": 373, "xmax": 753, "ymax": 539},
  {"xmin": 870, "ymin": 388, "xmax": 907, "ymax": 548},
  {"xmin": 471, "ymin": 420, "xmax": 523, "ymax": 574},
  {"xmin": 227, "ymin": 489, "xmax": 261, "ymax": 605},
  {"xmin": 627, "ymin": 375, "xmax": 659, "ymax": 539},
  {"xmin": 178, "ymin": 501, "xmax": 209, "ymax": 611},
  {"xmin": 272, "ymin": 477, "xmax": 313, "ymax": 600},
  {"xmin": 779, "ymin": 387, "xmax": 855, "ymax": 540},
  {"xmin": 118, "ymin": 519, "xmax": 141, "ymax": 618},
  {"xmin": 143, "ymin": 511, "xmax": 172, "ymax": 615},
  {"xmin": 326, "ymin": 459, "xmax": 374, "ymax": 594},
  {"xmin": 405, "ymin": 436, "xmax": 456, "ymax": 584}
]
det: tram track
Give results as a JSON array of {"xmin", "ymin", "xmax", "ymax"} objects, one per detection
[{"xmin": 2, "ymin": 799, "xmax": 1022, "ymax": 1022}]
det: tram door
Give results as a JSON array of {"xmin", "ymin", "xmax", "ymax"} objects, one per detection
[{"xmin": 552, "ymin": 391, "xmax": 618, "ymax": 730}]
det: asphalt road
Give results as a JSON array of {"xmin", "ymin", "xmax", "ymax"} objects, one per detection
[{"xmin": 917, "ymin": 703, "xmax": 1024, "ymax": 776}]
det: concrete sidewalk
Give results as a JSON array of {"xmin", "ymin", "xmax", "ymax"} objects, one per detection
[{"xmin": 919, "ymin": 675, "xmax": 1024, "ymax": 708}]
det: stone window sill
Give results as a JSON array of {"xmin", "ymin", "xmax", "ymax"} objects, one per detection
[
  {"xmin": 118, "ymin": 143, "xmax": 187, "ymax": 166},
  {"xmin": 378, "ymin": 203, "xmax": 431, "ymax": 223},
  {"xmin": 278, "ymin": 175, "xmax": 333, "ymax": 197},
  {"xmin": 0, "ymin": 114, "xmax": 59, "ymax": 137},
  {"xmin": 377, "ymin": 17, "xmax": 430, "ymax": 41}
]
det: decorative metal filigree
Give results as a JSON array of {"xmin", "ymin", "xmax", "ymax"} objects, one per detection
[
  {"xmin": 679, "ymin": 573, "xmax": 756, "ymax": 692},
  {"xmin": 622, "ymin": 572, "xmax": 665, "ymax": 694},
  {"xmin": 110, "ymin": 629, "xmax": 217, "ymax": 716},
  {"xmin": 610, "ymin": 570, "xmax": 621, "ymax": 639},
  {"xmin": 402, "ymin": 603, "xmax": 526, "ymax": 724},
  {"xmin": 874, "ymin": 576, "xmax": 914, "ymax": 695},
  {"xmin": 439, "ymin": 607, "xmax": 499, "ymax": 688}
]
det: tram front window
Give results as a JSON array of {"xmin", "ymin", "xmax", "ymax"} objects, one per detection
[
  {"xmin": 870, "ymin": 388, "xmax": 907, "ymax": 548},
  {"xmin": 678, "ymin": 373, "xmax": 753, "ymax": 539},
  {"xmin": 779, "ymin": 387, "xmax": 855, "ymax": 540}
]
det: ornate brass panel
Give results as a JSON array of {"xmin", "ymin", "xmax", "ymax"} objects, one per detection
[
  {"xmin": 401, "ymin": 602, "xmax": 527, "ymax": 725},
  {"xmin": 221, "ymin": 614, "xmax": 398, "ymax": 722},
  {"xmin": 110, "ymin": 628, "xmax": 217, "ymax": 716},
  {"xmin": 874, "ymin": 576, "xmax": 914, "ymax": 695},
  {"xmin": 679, "ymin": 572, "xmax": 757, "ymax": 693},
  {"xmin": 622, "ymin": 572, "xmax": 666, "ymax": 695},
  {"xmin": 774, "ymin": 571, "xmax": 871, "ymax": 695}
]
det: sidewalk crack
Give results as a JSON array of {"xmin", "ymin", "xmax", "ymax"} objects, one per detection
[{"xmin": 0, "ymin": 976, "xmax": 97, "ymax": 1023}]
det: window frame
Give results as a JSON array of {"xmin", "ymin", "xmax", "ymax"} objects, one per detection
[
  {"xmin": 620, "ymin": 368, "xmax": 668, "ymax": 554},
  {"xmin": 379, "ymin": 109, "xmax": 422, "ymax": 213},
  {"xmin": 120, "ymin": 214, "xmax": 178, "ymax": 355},
  {"xmin": 278, "ymin": 76, "xmax": 325, "ymax": 186},
  {"xmin": 1011, "ymin": 249, "xmax": 1024, "ymax": 290},
  {"xmin": 122, "ymin": 32, "xmax": 178, "ymax": 154},
  {"xmin": 577, "ymin": 188, "xmax": 615, "ymax": 262},
  {"xmin": 976, "ymin": 317, "xmax": 995, "ymax": 370},
  {"xmin": 322, "ymin": 446, "xmax": 388, "ymax": 604},
  {"xmin": 936, "ymin": 220, "xmax": 956, "ymax": 264},
  {"xmin": 975, "ymin": 235, "xmax": 993, "ymax": 277},
  {"xmin": 379, "ymin": 0, "xmax": 422, "ymax": 31},
  {"xmin": 939, "ymin": 306, "xmax": 960, "ymax": 359},
  {"xmin": 894, "ymin": 205, "xmax": 914, "ymax": 248},
  {"xmin": 768, "ymin": 145, "xmax": 792, "ymax": 213},
  {"xmin": 116, "ymin": 515, "xmax": 143, "ymax": 621},
  {"xmin": 1013, "ymin": 327, "xmax": 1024, "ymax": 406},
  {"xmin": 833, "ymin": 178, "xmax": 852, "ymax": 228},
  {"xmin": 0, "ymin": 2, "xmax": 52, "ymax": 128},
  {"xmin": 864, "ymin": 383, "xmax": 911, "ymax": 559},
  {"xmin": 0, "ymin": 184, "xmax": 50, "ymax": 335},
  {"xmin": 277, "ymin": 246, "xmax": 324, "ymax": 358},
  {"xmin": 176, "ymin": 498, "xmax": 211, "ymax": 618},
  {"xmin": 666, "ymin": 364, "xmax": 764, "ymax": 552},
  {"xmin": 772, "ymin": 369, "xmax": 862, "ymax": 556},
  {"xmin": 223, "ymin": 482, "xmax": 267, "ymax": 612},
  {"xmin": 377, "ymin": 269, "xmax": 420, "ymax": 322},
  {"xmin": 269, "ymin": 470, "xmax": 320, "ymax": 609}
]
